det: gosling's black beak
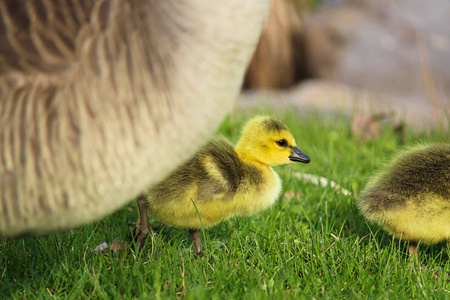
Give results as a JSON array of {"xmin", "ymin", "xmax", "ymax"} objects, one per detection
[{"xmin": 289, "ymin": 147, "xmax": 311, "ymax": 163}]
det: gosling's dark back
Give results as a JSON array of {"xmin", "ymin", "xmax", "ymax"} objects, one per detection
[{"xmin": 359, "ymin": 144, "xmax": 450, "ymax": 215}]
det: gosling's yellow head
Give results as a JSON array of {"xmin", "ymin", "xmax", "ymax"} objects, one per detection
[{"xmin": 235, "ymin": 116, "xmax": 310, "ymax": 166}]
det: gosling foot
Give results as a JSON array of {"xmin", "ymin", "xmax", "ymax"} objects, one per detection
[
  {"xmin": 189, "ymin": 229, "xmax": 202, "ymax": 256},
  {"xmin": 129, "ymin": 193, "xmax": 152, "ymax": 248},
  {"xmin": 128, "ymin": 221, "xmax": 152, "ymax": 248},
  {"xmin": 408, "ymin": 241, "xmax": 419, "ymax": 267}
]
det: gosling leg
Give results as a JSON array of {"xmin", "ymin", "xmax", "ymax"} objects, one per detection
[
  {"xmin": 408, "ymin": 241, "xmax": 418, "ymax": 265},
  {"xmin": 129, "ymin": 194, "xmax": 152, "ymax": 248},
  {"xmin": 189, "ymin": 229, "xmax": 202, "ymax": 255}
]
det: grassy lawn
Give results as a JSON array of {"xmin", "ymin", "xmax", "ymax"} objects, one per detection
[{"xmin": 1, "ymin": 108, "xmax": 449, "ymax": 299}]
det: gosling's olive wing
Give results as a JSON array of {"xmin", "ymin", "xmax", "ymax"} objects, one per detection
[
  {"xmin": 199, "ymin": 155, "xmax": 236, "ymax": 200},
  {"xmin": 196, "ymin": 138, "xmax": 243, "ymax": 200},
  {"xmin": 196, "ymin": 177, "xmax": 227, "ymax": 201}
]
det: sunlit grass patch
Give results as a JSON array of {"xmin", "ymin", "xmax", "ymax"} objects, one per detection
[{"xmin": 1, "ymin": 108, "xmax": 449, "ymax": 299}]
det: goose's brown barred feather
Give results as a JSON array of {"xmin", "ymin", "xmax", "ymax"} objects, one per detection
[{"xmin": 0, "ymin": 0, "xmax": 271, "ymax": 237}]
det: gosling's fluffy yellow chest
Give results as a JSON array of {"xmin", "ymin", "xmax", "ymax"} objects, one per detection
[
  {"xmin": 231, "ymin": 166, "xmax": 282, "ymax": 216},
  {"xmin": 181, "ymin": 167, "xmax": 278, "ymax": 228}
]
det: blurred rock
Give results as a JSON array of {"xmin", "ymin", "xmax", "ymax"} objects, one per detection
[
  {"xmin": 241, "ymin": 0, "xmax": 450, "ymax": 131},
  {"xmin": 303, "ymin": 0, "xmax": 450, "ymax": 99},
  {"xmin": 238, "ymin": 79, "xmax": 448, "ymax": 131}
]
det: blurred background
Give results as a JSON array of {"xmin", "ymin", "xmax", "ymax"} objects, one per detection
[{"xmin": 240, "ymin": 0, "xmax": 450, "ymax": 137}]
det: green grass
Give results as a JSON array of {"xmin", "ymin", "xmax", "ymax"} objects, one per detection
[{"xmin": 1, "ymin": 108, "xmax": 449, "ymax": 299}]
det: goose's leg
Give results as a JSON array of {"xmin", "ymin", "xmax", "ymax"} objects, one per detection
[
  {"xmin": 129, "ymin": 194, "xmax": 152, "ymax": 247},
  {"xmin": 189, "ymin": 229, "xmax": 202, "ymax": 255}
]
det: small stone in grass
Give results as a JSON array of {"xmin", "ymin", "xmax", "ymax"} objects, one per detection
[
  {"xmin": 91, "ymin": 239, "xmax": 128, "ymax": 255},
  {"xmin": 92, "ymin": 242, "xmax": 108, "ymax": 254}
]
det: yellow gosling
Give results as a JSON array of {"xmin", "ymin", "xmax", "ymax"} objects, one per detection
[
  {"xmin": 131, "ymin": 116, "xmax": 310, "ymax": 254},
  {"xmin": 358, "ymin": 143, "xmax": 450, "ymax": 258}
]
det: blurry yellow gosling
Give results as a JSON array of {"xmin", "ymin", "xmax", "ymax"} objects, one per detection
[
  {"xmin": 131, "ymin": 116, "xmax": 310, "ymax": 254},
  {"xmin": 358, "ymin": 143, "xmax": 450, "ymax": 258}
]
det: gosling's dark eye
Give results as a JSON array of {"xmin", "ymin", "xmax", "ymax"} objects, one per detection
[{"xmin": 276, "ymin": 139, "xmax": 288, "ymax": 147}]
